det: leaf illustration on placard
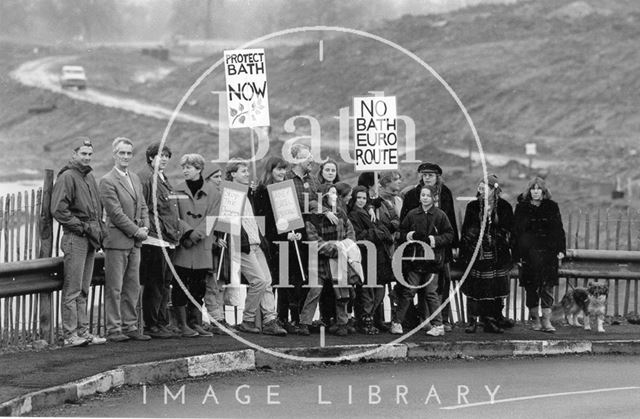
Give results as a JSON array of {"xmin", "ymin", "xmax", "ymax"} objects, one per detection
[
  {"xmin": 231, "ymin": 103, "xmax": 249, "ymax": 126},
  {"xmin": 248, "ymin": 95, "xmax": 265, "ymax": 122}
]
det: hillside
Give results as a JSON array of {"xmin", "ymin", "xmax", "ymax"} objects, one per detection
[{"xmin": 1, "ymin": 0, "xmax": 640, "ymax": 214}]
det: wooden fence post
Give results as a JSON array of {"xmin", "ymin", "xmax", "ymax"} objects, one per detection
[
  {"xmin": 38, "ymin": 170, "xmax": 54, "ymax": 259},
  {"xmin": 38, "ymin": 170, "xmax": 55, "ymax": 343}
]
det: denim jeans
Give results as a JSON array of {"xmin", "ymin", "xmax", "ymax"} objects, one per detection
[
  {"xmin": 204, "ymin": 269, "xmax": 225, "ymax": 322},
  {"xmin": 61, "ymin": 233, "xmax": 96, "ymax": 338},
  {"xmin": 240, "ymin": 245, "xmax": 277, "ymax": 324}
]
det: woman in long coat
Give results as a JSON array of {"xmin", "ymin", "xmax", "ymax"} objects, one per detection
[
  {"xmin": 513, "ymin": 176, "xmax": 566, "ymax": 332},
  {"xmin": 460, "ymin": 175, "xmax": 514, "ymax": 333},
  {"xmin": 347, "ymin": 185, "xmax": 394, "ymax": 334},
  {"xmin": 172, "ymin": 154, "xmax": 220, "ymax": 337}
]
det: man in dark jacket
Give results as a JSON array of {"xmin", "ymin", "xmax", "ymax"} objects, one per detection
[
  {"xmin": 137, "ymin": 142, "xmax": 184, "ymax": 338},
  {"xmin": 51, "ymin": 137, "xmax": 107, "ymax": 347},
  {"xmin": 400, "ymin": 162, "xmax": 459, "ymax": 331}
]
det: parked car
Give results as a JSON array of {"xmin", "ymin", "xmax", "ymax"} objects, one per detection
[{"xmin": 59, "ymin": 65, "xmax": 87, "ymax": 89}]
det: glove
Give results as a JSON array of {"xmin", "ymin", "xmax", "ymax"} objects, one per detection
[
  {"xmin": 287, "ymin": 232, "xmax": 301, "ymax": 241},
  {"xmin": 189, "ymin": 230, "xmax": 205, "ymax": 244},
  {"xmin": 181, "ymin": 237, "xmax": 194, "ymax": 249}
]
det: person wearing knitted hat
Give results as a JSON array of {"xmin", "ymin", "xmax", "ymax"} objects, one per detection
[
  {"xmin": 204, "ymin": 165, "xmax": 223, "ymax": 188},
  {"xmin": 400, "ymin": 162, "xmax": 459, "ymax": 332},
  {"xmin": 201, "ymin": 162, "xmax": 226, "ymax": 335},
  {"xmin": 459, "ymin": 174, "xmax": 514, "ymax": 333}
]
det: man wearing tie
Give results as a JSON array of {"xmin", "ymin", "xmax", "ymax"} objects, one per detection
[{"xmin": 100, "ymin": 137, "xmax": 151, "ymax": 342}]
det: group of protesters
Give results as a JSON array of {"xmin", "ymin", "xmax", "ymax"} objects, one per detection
[{"xmin": 50, "ymin": 135, "xmax": 566, "ymax": 347}]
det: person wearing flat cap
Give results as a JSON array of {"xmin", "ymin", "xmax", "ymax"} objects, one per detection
[
  {"xmin": 399, "ymin": 162, "xmax": 459, "ymax": 331},
  {"xmin": 459, "ymin": 174, "xmax": 515, "ymax": 334}
]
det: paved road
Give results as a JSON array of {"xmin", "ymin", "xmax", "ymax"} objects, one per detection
[{"xmin": 39, "ymin": 355, "xmax": 640, "ymax": 418}]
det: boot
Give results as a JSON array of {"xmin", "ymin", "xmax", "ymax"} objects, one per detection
[
  {"xmin": 483, "ymin": 317, "xmax": 504, "ymax": 334},
  {"xmin": 361, "ymin": 315, "xmax": 379, "ymax": 335},
  {"xmin": 541, "ymin": 308, "xmax": 556, "ymax": 333},
  {"xmin": 529, "ymin": 307, "xmax": 542, "ymax": 331},
  {"xmin": 189, "ymin": 306, "xmax": 213, "ymax": 337},
  {"xmin": 465, "ymin": 316, "xmax": 478, "ymax": 334},
  {"xmin": 173, "ymin": 307, "xmax": 198, "ymax": 338}
]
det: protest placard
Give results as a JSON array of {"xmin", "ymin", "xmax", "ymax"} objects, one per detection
[
  {"xmin": 267, "ymin": 180, "xmax": 305, "ymax": 234},
  {"xmin": 353, "ymin": 96, "xmax": 398, "ymax": 171},
  {"xmin": 212, "ymin": 180, "xmax": 248, "ymax": 234},
  {"xmin": 224, "ymin": 48, "xmax": 270, "ymax": 128}
]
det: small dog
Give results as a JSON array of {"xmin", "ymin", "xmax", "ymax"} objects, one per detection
[{"xmin": 558, "ymin": 282, "xmax": 609, "ymax": 333}]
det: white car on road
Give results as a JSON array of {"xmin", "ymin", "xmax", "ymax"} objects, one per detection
[{"xmin": 59, "ymin": 65, "xmax": 87, "ymax": 89}]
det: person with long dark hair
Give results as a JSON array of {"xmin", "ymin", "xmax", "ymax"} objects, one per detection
[
  {"xmin": 317, "ymin": 158, "xmax": 340, "ymax": 185},
  {"xmin": 460, "ymin": 175, "xmax": 514, "ymax": 333},
  {"xmin": 253, "ymin": 156, "xmax": 306, "ymax": 332},
  {"xmin": 347, "ymin": 185, "xmax": 393, "ymax": 334},
  {"xmin": 513, "ymin": 176, "xmax": 566, "ymax": 333},
  {"xmin": 300, "ymin": 184, "xmax": 357, "ymax": 336}
]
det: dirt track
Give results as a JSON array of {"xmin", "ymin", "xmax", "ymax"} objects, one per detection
[{"xmin": 10, "ymin": 55, "xmax": 220, "ymax": 128}]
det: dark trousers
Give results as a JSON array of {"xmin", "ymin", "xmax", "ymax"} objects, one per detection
[
  {"xmin": 355, "ymin": 284, "xmax": 385, "ymax": 321},
  {"xmin": 525, "ymin": 283, "xmax": 554, "ymax": 309},
  {"xmin": 272, "ymin": 242, "xmax": 308, "ymax": 325},
  {"xmin": 173, "ymin": 266, "xmax": 207, "ymax": 325},
  {"xmin": 418, "ymin": 263, "xmax": 452, "ymax": 324},
  {"xmin": 437, "ymin": 263, "xmax": 452, "ymax": 323},
  {"xmin": 140, "ymin": 245, "xmax": 173, "ymax": 329},
  {"xmin": 466, "ymin": 298, "xmax": 503, "ymax": 319},
  {"xmin": 395, "ymin": 271, "xmax": 442, "ymax": 326},
  {"xmin": 319, "ymin": 279, "xmax": 336, "ymax": 324}
]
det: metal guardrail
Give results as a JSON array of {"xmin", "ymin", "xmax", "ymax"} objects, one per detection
[
  {"xmin": 0, "ymin": 249, "xmax": 639, "ymax": 347},
  {"xmin": 448, "ymin": 249, "xmax": 640, "ymax": 281},
  {"xmin": 0, "ymin": 254, "xmax": 105, "ymax": 298},
  {"xmin": 2, "ymin": 250, "xmax": 639, "ymax": 298}
]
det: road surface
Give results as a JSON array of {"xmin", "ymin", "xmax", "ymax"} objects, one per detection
[{"xmin": 39, "ymin": 355, "xmax": 640, "ymax": 418}]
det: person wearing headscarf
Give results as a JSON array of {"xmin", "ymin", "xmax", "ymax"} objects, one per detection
[{"xmin": 460, "ymin": 175, "xmax": 514, "ymax": 333}]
